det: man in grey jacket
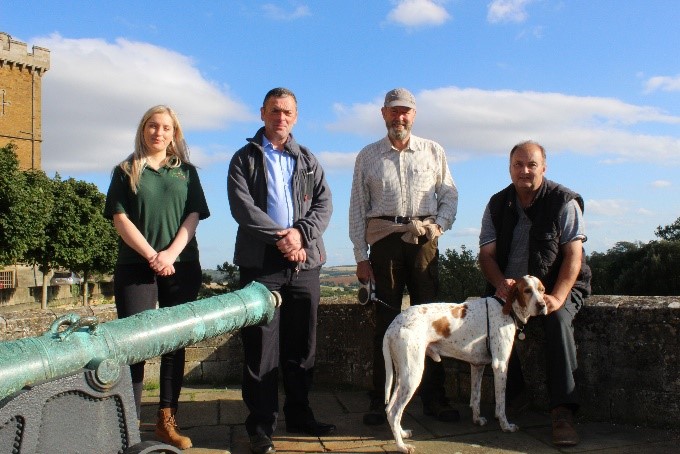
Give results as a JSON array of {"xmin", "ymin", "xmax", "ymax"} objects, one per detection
[{"xmin": 227, "ymin": 87, "xmax": 333, "ymax": 454}]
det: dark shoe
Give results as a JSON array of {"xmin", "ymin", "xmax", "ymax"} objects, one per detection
[
  {"xmin": 363, "ymin": 397, "xmax": 387, "ymax": 426},
  {"xmin": 423, "ymin": 401, "xmax": 460, "ymax": 422},
  {"xmin": 249, "ymin": 434, "xmax": 276, "ymax": 454},
  {"xmin": 286, "ymin": 419, "xmax": 336, "ymax": 436},
  {"xmin": 551, "ymin": 406, "xmax": 579, "ymax": 446}
]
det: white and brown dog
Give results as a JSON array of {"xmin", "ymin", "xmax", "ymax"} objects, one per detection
[{"xmin": 383, "ymin": 275, "xmax": 547, "ymax": 454}]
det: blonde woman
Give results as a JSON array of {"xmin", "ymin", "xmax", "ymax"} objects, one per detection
[{"xmin": 104, "ymin": 105, "xmax": 210, "ymax": 450}]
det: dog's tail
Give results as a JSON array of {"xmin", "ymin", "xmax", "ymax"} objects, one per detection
[{"xmin": 383, "ymin": 333, "xmax": 394, "ymax": 406}]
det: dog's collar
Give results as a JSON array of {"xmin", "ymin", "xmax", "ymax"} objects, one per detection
[{"xmin": 488, "ymin": 296, "xmax": 526, "ymax": 343}]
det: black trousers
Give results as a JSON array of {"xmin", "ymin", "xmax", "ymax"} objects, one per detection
[
  {"xmin": 369, "ymin": 233, "xmax": 447, "ymax": 405},
  {"xmin": 113, "ymin": 261, "xmax": 202, "ymax": 418},
  {"xmin": 239, "ymin": 252, "xmax": 321, "ymax": 438},
  {"xmin": 506, "ymin": 288, "xmax": 584, "ymax": 411}
]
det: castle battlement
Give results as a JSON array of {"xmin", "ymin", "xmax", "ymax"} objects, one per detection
[{"xmin": 0, "ymin": 32, "xmax": 50, "ymax": 73}]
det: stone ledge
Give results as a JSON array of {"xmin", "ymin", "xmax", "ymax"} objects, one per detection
[{"xmin": 1, "ymin": 295, "xmax": 678, "ymax": 430}]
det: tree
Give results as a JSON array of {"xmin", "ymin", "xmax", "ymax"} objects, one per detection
[
  {"xmin": 198, "ymin": 261, "xmax": 239, "ymax": 298},
  {"xmin": 24, "ymin": 175, "xmax": 117, "ymax": 307},
  {"xmin": 65, "ymin": 178, "xmax": 118, "ymax": 305},
  {"xmin": 438, "ymin": 245, "xmax": 486, "ymax": 301},
  {"xmin": 655, "ymin": 216, "xmax": 680, "ymax": 242},
  {"xmin": 0, "ymin": 144, "xmax": 52, "ymax": 267},
  {"xmin": 588, "ymin": 240, "xmax": 680, "ymax": 296},
  {"xmin": 587, "ymin": 241, "xmax": 643, "ymax": 295},
  {"xmin": 216, "ymin": 261, "xmax": 239, "ymax": 291},
  {"xmin": 614, "ymin": 241, "xmax": 680, "ymax": 295}
]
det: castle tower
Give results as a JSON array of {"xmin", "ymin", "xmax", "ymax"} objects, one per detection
[{"xmin": 0, "ymin": 32, "xmax": 50, "ymax": 170}]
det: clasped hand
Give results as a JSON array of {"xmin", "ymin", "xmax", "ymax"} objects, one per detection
[
  {"xmin": 276, "ymin": 228, "xmax": 306, "ymax": 262},
  {"xmin": 148, "ymin": 250, "xmax": 176, "ymax": 276}
]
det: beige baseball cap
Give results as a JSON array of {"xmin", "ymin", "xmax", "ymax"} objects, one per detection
[{"xmin": 384, "ymin": 88, "xmax": 416, "ymax": 109}]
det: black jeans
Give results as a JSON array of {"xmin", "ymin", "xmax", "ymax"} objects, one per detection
[
  {"xmin": 369, "ymin": 233, "xmax": 446, "ymax": 406},
  {"xmin": 114, "ymin": 260, "xmax": 202, "ymax": 417},
  {"xmin": 239, "ymin": 251, "xmax": 321, "ymax": 438}
]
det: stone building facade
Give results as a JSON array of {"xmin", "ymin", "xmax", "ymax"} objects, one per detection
[{"xmin": 0, "ymin": 32, "xmax": 50, "ymax": 170}]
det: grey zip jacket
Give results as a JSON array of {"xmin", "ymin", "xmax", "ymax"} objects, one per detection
[{"xmin": 227, "ymin": 127, "xmax": 333, "ymax": 270}]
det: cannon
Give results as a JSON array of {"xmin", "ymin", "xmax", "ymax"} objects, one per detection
[{"xmin": 0, "ymin": 282, "xmax": 278, "ymax": 454}]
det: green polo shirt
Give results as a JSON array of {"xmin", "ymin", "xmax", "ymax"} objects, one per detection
[{"xmin": 104, "ymin": 162, "xmax": 210, "ymax": 265}]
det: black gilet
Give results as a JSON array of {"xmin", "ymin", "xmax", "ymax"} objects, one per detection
[{"xmin": 486, "ymin": 179, "xmax": 592, "ymax": 297}]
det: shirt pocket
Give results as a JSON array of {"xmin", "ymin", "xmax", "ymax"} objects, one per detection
[{"xmin": 412, "ymin": 165, "xmax": 437, "ymax": 194}]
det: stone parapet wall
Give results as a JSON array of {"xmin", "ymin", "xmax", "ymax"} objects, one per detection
[
  {"xmin": 1, "ymin": 295, "xmax": 678, "ymax": 429},
  {"xmin": 0, "ymin": 281, "xmax": 113, "ymax": 308}
]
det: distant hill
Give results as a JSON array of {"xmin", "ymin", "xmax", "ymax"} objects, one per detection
[
  {"xmin": 320, "ymin": 265, "xmax": 357, "ymax": 288},
  {"xmin": 202, "ymin": 265, "xmax": 357, "ymax": 285},
  {"xmin": 201, "ymin": 265, "xmax": 359, "ymax": 297},
  {"xmin": 321, "ymin": 265, "xmax": 356, "ymax": 275}
]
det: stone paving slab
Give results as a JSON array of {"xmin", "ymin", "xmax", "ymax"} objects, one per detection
[{"xmin": 139, "ymin": 386, "xmax": 680, "ymax": 454}]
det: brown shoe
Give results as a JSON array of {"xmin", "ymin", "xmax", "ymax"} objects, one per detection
[
  {"xmin": 155, "ymin": 407, "xmax": 193, "ymax": 450},
  {"xmin": 551, "ymin": 406, "xmax": 579, "ymax": 446}
]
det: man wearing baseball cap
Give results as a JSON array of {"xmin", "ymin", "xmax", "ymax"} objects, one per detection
[{"xmin": 349, "ymin": 88, "xmax": 459, "ymax": 425}]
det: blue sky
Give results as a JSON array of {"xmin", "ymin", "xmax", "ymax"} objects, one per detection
[{"xmin": 4, "ymin": 0, "xmax": 680, "ymax": 268}]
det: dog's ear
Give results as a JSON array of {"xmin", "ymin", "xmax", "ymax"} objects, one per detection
[{"xmin": 502, "ymin": 282, "xmax": 518, "ymax": 315}]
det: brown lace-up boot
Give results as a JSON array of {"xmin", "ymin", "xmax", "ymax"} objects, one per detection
[
  {"xmin": 551, "ymin": 406, "xmax": 579, "ymax": 446},
  {"xmin": 155, "ymin": 407, "xmax": 193, "ymax": 450}
]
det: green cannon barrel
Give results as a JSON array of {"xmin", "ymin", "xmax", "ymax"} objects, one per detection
[{"xmin": 0, "ymin": 281, "xmax": 278, "ymax": 401}]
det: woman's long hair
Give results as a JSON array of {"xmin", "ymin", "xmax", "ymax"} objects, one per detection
[{"xmin": 119, "ymin": 105, "xmax": 191, "ymax": 193}]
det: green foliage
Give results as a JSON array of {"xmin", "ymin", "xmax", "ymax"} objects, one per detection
[
  {"xmin": 588, "ymin": 240, "xmax": 680, "ymax": 295},
  {"xmin": 24, "ymin": 176, "xmax": 116, "ymax": 277},
  {"xmin": 0, "ymin": 144, "xmax": 53, "ymax": 266},
  {"xmin": 587, "ymin": 241, "xmax": 643, "ymax": 295},
  {"xmin": 438, "ymin": 245, "xmax": 486, "ymax": 301},
  {"xmin": 1, "ymin": 145, "xmax": 117, "ymax": 304},
  {"xmin": 320, "ymin": 285, "xmax": 356, "ymax": 298},
  {"xmin": 655, "ymin": 216, "xmax": 680, "ymax": 241},
  {"xmin": 216, "ymin": 261, "xmax": 239, "ymax": 290},
  {"xmin": 198, "ymin": 261, "xmax": 240, "ymax": 298},
  {"xmin": 63, "ymin": 178, "xmax": 118, "ymax": 279}
]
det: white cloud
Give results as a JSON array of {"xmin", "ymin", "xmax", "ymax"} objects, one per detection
[
  {"xmin": 644, "ymin": 74, "xmax": 680, "ymax": 93},
  {"xmin": 651, "ymin": 180, "xmax": 672, "ymax": 188},
  {"xmin": 262, "ymin": 3, "xmax": 311, "ymax": 21},
  {"xmin": 316, "ymin": 151, "xmax": 358, "ymax": 171},
  {"xmin": 327, "ymin": 86, "xmax": 680, "ymax": 167},
  {"xmin": 586, "ymin": 199, "xmax": 628, "ymax": 217},
  {"xmin": 453, "ymin": 227, "xmax": 480, "ymax": 238},
  {"xmin": 487, "ymin": 0, "xmax": 534, "ymax": 24},
  {"xmin": 33, "ymin": 34, "xmax": 252, "ymax": 174},
  {"xmin": 637, "ymin": 208, "xmax": 654, "ymax": 216},
  {"xmin": 387, "ymin": 0, "xmax": 450, "ymax": 28}
]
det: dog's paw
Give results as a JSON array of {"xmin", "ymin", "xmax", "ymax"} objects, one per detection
[
  {"xmin": 501, "ymin": 422, "xmax": 519, "ymax": 432},
  {"xmin": 396, "ymin": 442, "xmax": 416, "ymax": 453},
  {"xmin": 473, "ymin": 416, "xmax": 488, "ymax": 426}
]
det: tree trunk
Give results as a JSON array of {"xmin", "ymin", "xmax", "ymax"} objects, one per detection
[
  {"xmin": 82, "ymin": 272, "xmax": 89, "ymax": 306},
  {"xmin": 41, "ymin": 272, "xmax": 48, "ymax": 309}
]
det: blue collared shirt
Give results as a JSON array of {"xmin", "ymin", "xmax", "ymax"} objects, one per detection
[{"xmin": 263, "ymin": 136, "xmax": 295, "ymax": 228}]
